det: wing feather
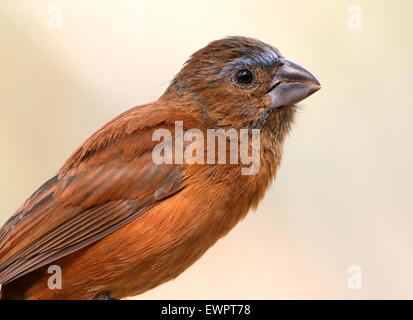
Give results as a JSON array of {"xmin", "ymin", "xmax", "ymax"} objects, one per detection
[{"xmin": 0, "ymin": 106, "xmax": 189, "ymax": 284}]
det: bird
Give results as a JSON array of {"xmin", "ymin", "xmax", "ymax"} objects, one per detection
[{"xmin": 0, "ymin": 36, "xmax": 320, "ymax": 299}]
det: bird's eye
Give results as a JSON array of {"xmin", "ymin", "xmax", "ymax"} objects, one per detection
[{"xmin": 234, "ymin": 69, "xmax": 254, "ymax": 86}]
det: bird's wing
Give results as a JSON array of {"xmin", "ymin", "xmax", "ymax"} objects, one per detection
[{"xmin": 0, "ymin": 105, "xmax": 188, "ymax": 284}]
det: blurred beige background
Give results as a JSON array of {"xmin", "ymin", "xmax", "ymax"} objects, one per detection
[{"xmin": 1, "ymin": 0, "xmax": 412, "ymax": 299}]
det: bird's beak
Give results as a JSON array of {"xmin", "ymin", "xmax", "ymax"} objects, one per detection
[{"xmin": 267, "ymin": 58, "xmax": 321, "ymax": 108}]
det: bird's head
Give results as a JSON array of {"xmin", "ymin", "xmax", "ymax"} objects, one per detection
[{"xmin": 162, "ymin": 36, "xmax": 320, "ymax": 128}]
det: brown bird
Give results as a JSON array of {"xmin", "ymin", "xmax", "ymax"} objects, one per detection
[{"xmin": 0, "ymin": 36, "xmax": 320, "ymax": 299}]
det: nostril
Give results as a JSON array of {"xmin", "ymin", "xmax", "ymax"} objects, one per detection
[{"xmin": 274, "ymin": 58, "xmax": 285, "ymax": 67}]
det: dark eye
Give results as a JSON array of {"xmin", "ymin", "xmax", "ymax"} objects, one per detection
[{"xmin": 234, "ymin": 69, "xmax": 254, "ymax": 86}]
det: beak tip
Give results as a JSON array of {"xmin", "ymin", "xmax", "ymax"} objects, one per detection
[
  {"xmin": 304, "ymin": 75, "xmax": 321, "ymax": 96},
  {"xmin": 310, "ymin": 82, "xmax": 321, "ymax": 93},
  {"xmin": 307, "ymin": 73, "xmax": 321, "ymax": 91}
]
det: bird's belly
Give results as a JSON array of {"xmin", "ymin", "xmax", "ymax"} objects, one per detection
[{"xmin": 24, "ymin": 184, "xmax": 249, "ymax": 299}]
